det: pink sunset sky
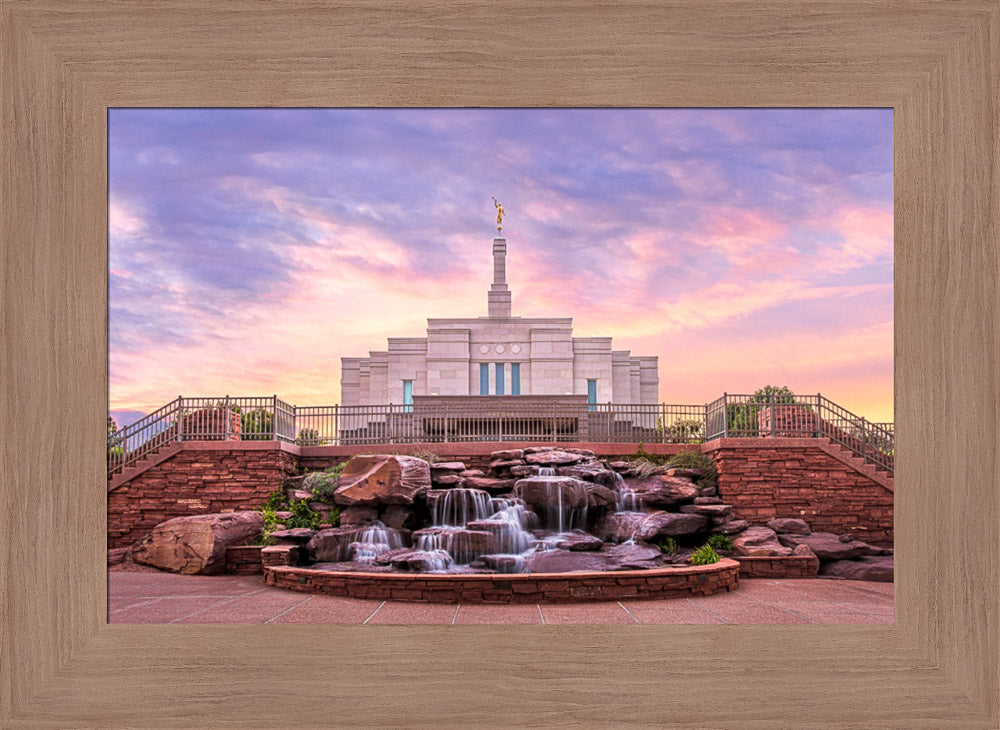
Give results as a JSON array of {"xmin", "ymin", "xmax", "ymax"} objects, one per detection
[{"xmin": 109, "ymin": 109, "xmax": 893, "ymax": 426}]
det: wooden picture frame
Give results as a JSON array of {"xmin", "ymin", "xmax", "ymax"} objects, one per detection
[{"xmin": 2, "ymin": 2, "xmax": 997, "ymax": 727}]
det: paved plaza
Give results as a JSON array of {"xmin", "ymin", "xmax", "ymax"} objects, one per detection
[{"xmin": 109, "ymin": 571, "xmax": 893, "ymax": 625}]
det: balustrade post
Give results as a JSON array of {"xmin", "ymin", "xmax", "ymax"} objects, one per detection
[
  {"xmin": 862, "ymin": 417, "xmax": 868, "ymax": 465},
  {"xmin": 722, "ymin": 393, "xmax": 728, "ymax": 439},
  {"xmin": 224, "ymin": 395, "xmax": 230, "ymax": 440},
  {"xmin": 177, "ymin": 395, "xmax": 184, "ymax": 442},
  {"xmin": 769, "ymin": 392, "xmax": 775, "ymax": 438},
  {"xmin": 444, "ymin": 406, "xmax": 449, "ymax": 443}
]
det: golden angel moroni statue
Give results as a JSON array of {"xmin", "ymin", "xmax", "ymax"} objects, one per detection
[{"xmin": 492, "ymin": 197, "xmax": 505, "ymax": 232}]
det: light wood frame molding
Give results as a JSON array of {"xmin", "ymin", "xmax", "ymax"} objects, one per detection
[{"xmin": 2, "ymin": 2, "xmax": 997, "ymax": 727}]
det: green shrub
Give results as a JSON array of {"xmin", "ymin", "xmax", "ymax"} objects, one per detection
[
  {"xmin": 295, "ymin": 427, "xmax": 321, "ymax": 445},
  {"xmin": 690, "ymin": 544, "xmax": 721, "ymax": 565},
  {"xmin": 665, "ymin": 450, "xmax": 718, "ymax": 492},
  {"xmin": 262, "ymin": 491, "xmax": 287, "ymax": 512},
  {"xmin": 300, "ymin": 462, "xmax": 346, "ymax": 501},
  {"xmin": 663, "ymin": 418, "xmax": 705, "ymax": 444},
  {"xmin": 726, "ymin": 385, "xmax": 804, "ymax": 436},
  {"xmin": 657, "ymin": 537, "xmax": 679, "ymax": 555},
  {"xmin": 284, "ymin": 499, "xmax": 322, "ymax": 530},
  {"xmin": 324, "ymin": 506, "xmax": 341, "ymax": 527},
  {"xmin": 260, "ymin": 506, "xmax": 281, "ymax": 532},
  {"xmin": 706, "ymin": 534, "xmax": 733, "ymax": 552},
  {"xmin": 240, "ymin": 407, "xmax": 274, "ymax": 440}
]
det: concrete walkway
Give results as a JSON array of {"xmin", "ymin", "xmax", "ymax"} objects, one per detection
[{"xmin": 109, "ymin": 572, "xmax": 893, "ymax": 624}]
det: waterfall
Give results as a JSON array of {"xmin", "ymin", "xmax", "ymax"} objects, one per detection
[
  {"xmin": 416, "ymin": 528, "xmax": 486, "ymax": 565},
  {"xmin": 612, "ymin": 471, "xmax": 642, "ymax": 512},
  {"xmin": 432, "ymin": 488, "xmax": 492, "ymax": 527},
  {"xmin": 538, "ymin": 467, "xmax": 556, "ymax": 476},
  {"xmin": 347, "ymin": 521, "xmax": 404, "ymax": 564}
]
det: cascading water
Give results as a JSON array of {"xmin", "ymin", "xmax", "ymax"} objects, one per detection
[
  {"xmin": 346, "ymin": 521, "xmax": 404, "ymax": 564},
  {"xmin": 612, "ymin": 471, "xmax": 642, "ymax": 512},
  {"xmin": 432, "ymin": 488, "xmax": 492, "ymax": 527},
  {"xmin": 334, "ymin": 458, "xmax": 666, "ymax": 574}
]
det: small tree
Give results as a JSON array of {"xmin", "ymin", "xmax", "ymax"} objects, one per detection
[
  {"xmin": 240, "ymin": 408, "xmax": 274, "ymax": 440},
  {"xmin": 726, "ymin": 385, "xmax": 798, "ymax": 436},
  {"xmin": 107, "ymin": 416, "xmax": 123, "ymax": 460}
]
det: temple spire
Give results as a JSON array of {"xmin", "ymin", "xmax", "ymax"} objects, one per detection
[{"xmin": 488, "ymin": 236, "xmax": 512, "ymax": 317}]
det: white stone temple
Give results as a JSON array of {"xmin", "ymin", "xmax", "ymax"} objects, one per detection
[{"xmin": 341, "ymin": 235, "xmax": 659, "ymax": 409}]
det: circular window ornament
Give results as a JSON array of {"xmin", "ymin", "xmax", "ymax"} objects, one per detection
[
  {"xmin": 479, "ymin": 345, "xmax": 490, "ymax": 354},
  {"xmin": 495, "ymin": 344, "xmax": 505, "ymax": 354},
  {"xmin": 511, "ymin": 344, "xmax": 522, "ymax": 354}
]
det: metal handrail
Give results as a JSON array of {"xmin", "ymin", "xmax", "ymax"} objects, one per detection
[{"xmin": 109, "ymin": 393, "xmax": 895, "ymax": 477}]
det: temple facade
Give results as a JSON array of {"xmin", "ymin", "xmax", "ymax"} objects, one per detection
[{"xmin": 341, "ymin": 236, "xmax": 659, "ymax": 408}]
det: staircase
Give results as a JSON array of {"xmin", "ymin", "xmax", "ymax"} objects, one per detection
[
  {"xmin": 823, "ymin": 440, "xmax": 894, "ymax": 492},
  {"xmin": 108, "ymin": 441, "xmax": 183, "ymax": 492}
]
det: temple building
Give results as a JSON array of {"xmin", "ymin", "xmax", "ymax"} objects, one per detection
[{"xmin": 341, "ymin": 235, "xmax": 659, "ymax": 409}]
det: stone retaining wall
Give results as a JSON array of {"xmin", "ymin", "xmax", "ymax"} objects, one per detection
[
  {"xmin": 734, "ymin": 554, "xmax": 820, "ymax": 579},
  {"xmin": 108, "ymin": 439, "xmax": 893, "ymax": 550},
  {"xmin": 225, "ymin": 545, "xmax": 264, "ymax": 575},
  {"xmin": 264, "ymin": 559, "xmax": 740, "ymax": 604},
  {"xmin": 107, "ymin": 444, "xmax": 297, "ymax": 548},
  {"xmin": 704, "ymin": 439, "xmax": 893, "ymax": 547}
]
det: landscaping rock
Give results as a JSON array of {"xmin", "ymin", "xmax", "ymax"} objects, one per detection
[
  {"xmin": 306, "ymin": 525, "xmax": 409, "ymax": 563},
  {"xmin": 479, "ymin": 554, "xmax": 522, "ymax": 572},
  {"xmin": 380, "ymin": 505, "xmax": 418, "ymax": 530},
  {"xmin": 556, "ymin": 463, "xmax": 609, "ymax": 481},
  {"xmin": 716, "ymin": 519, "xmax": 749, "ymax": 535},
  {"xmin": 333, "ymin": 454, "xmax": 431, "ymax": 506},
  {"xmin": 132, "ymin": 511, "xmax": 264, "ymax": 575},
  {"xmin": 523, "ymin": 549, "xmax": 614, "ymax": 573},
  {"xmin": 383, "ymin": 549, "xmax": 454, "ymax": 572},
  {"xmin": 592, "ymin": 512, "xmax": 649, "ymax": 542},
  {"xmin": 431, "ymin": 474, "xmax": 464, "ymax": 486},
  {"xmin": 524, "ymin": 450, "xmax": 585, "ymax": 466},
  {"xmin": 459, "ymin": 469, "xmax": 486, "ymax": 478},
  {"xmin": 607, "ymin": 461, "xmax": 630, "ymax": 471},
  {"xmin": 555, "ymin": 531, "xmax": 604, "ymax": 552},
  {"xmin": 819, "ymin": 555, "xmax": 893, "ymax": 582},
  {"xmin": 625, "ymin": 475, "xmax": 698, "ymax": 508},
  {"xmin": 731, "ymin": 526, "xmax": 792, "ymax": 556},
  {"xmin": 767, "ymin": 518, "xmax": 811, "ymax": 534},
  {"xmin": 339, "ymin": 505, "xmax": 379, "ymax": 526},
  {"xmin": 637, "ymin": 511, "xmax": 711, "ymax": 540},
  {"xmin": 513, "ymin": 476, "xmax": 591, "ymax": 510},
  {"xmin": 107, "ymin": 547, "xmax": 129, "ymax": 566},
  {"xmin": 462, "ymin": 476, "xmax": 518, "ymax": 493},
  {"xmin": 489, "ymin": 459, "xmax": 524, "ymax": 471},
  {"xmin": 490, "ymin": 449, "xmax": 524, "ymax": 461},
  {"xmin": 287, "ymin": 489, "xmax": 313, "ymax": 502},
  {"xmin": 778, "ymin": 532, "xmax": 873, "ymax": 560},
  {"xmin": 604, "ymin": 541, "xmax": 662, "ymax": 568},
  {"xmin": 430, "ymin": 461, "xmax": 466, "ymax": 472},
  {"xmin": 680, "ymin": 503, "xmax": 734, "ymax": 520},
  {"xmin": 508, "ymin": 465, "xmax": 538, "ymax": 477},
  {"xmin": 268, "ymin": 528, "xmax": 316, "ymax": 544},
  {"xmin": 694, "ymin": 496, "xmax": 723, "ymax": 505},
  {"xmin": 665, "ymin": 467, "xmax": 704, "ymax": 480},
  {"xmin": 412, "ymin": 527, "xmax": 494, "ymax": 561}
]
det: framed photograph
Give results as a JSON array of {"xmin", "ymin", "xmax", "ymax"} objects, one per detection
[{"xmin": 3, "ymin": 2, "xmax": 997, "ymax": 727}]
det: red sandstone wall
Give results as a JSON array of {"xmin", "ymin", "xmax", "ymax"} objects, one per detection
[
  {"xmin": 107, "ymin": 447, "xmax": 297, "ymax": 548},
  {"xmin": 704, "ymin": 440, "xmax": 893, "ymax": 547}
]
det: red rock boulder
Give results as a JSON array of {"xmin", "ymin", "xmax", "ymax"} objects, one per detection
[
  {"xmin": 132, "ymin": 511, "xmax": 264, "ymax": 575},
  {"xmin": 333, "ymin": 454, "xmax": 431, "ymax": 506}
]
